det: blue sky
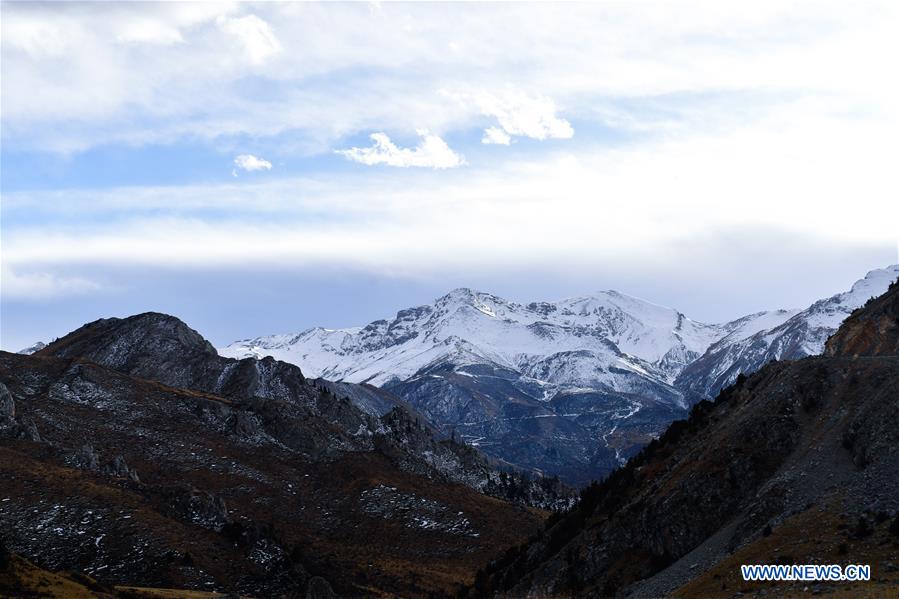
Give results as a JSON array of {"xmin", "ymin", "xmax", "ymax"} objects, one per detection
[{"xmin": 2, "ymin": 1, "xmax": 898, "ymax": 351}]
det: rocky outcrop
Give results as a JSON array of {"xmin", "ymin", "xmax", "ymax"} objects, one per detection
[
  {"xmin": 69, "ymin": 445, "xmax": 141, "ymax": 482},
  {"xmin": 0, "ymin": 382, "xmax": 15, "ymax": 419},
  {"xmin": 0, "ymin": 382, "xmax": 40, "ymax": 442},
  {"xmin": 162, "ymin": 486, "xmax": 229, "ymax": 531},
  {"xmin": 71, "ymin": 444, "xmax": 101, "ymax": 471},
  {"xmin": 108, "ymin": 454, "xmax": 141, "ymax": 483}
]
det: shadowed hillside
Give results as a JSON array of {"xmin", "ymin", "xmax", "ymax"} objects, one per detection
[{"xmin": 0, "ymin": 313, "xmax": 563, "ymax": 597}]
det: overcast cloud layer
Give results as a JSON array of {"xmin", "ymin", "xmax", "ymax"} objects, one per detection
[{"xmin": 2, "ymin": 1, "xmax": 898, "ymax": 350}]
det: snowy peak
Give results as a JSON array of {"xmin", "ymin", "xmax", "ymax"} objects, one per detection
[
  {"xmin": 436, "ymin": 287, "xmax": 497, "ymax": 307},
  {"xmin": 221, "ymin": 286, "xmax": 729, "ymax": 390},
  {"xmin": 676, "ymin": 264, "xmax": 899, "ymax": 398},
  {"xmin": 806, "ymin": 264, "xmax": 899, "ymax": 323},
  {"xmin": 221, "ymin": 265, "xmax": 899, "ymax": 398},
  {"xmin": 17, "ymin": 341, "xmax": 47, "ymax": 355},
  {"xmin": 847, "ymin": 264, "xmax": 899, "ymax": 299}
]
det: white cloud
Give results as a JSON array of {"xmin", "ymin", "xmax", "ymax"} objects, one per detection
[
  {"xmin": 475, "ymin": 92, "xmax": 574, "ymax": 141},
  {"xmin": 0, "ymin": 265, "xmax": 101, "ymax": 300},
  {"xmin": 233, "ymin": 154, "xmax": 273, "ymax": 173},
  {"xmin": 217, "ymin": 14, "xmax": 281, "ymax": 65},
  {"xmin": 481, "ymin": 126, "xmax": 511, "ymax": 145},
  {"xmin": 2, "ymin": 16, "xmax": 72, "ymax": 57},
  {"xmin": 5, "ymin": 101, "xmax": 897, "ymax": 279},
  {"xmin": 337, "ymin": 130, "xmax": 464, "ymax": 169},
  {"xmin": 116, "ymin": 20, "xmax": 184, "ymax": 45},
  {"xmin": 3, "ymin": 2, "xmax": 897, "ymax": 154}
]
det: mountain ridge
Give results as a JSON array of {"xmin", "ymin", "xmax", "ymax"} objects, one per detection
[
  {"xmin": 221, "ymin": 265, "xmax": 899, "ymax": 484},
  {"xmin": 2, "ymin": 310, "xmax": 577, "ymax": 596},
  {"xmin": 32, "ymin": 311, "xmax": 571, "ymax": 508}
]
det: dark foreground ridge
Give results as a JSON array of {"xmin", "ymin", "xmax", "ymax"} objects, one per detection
[
  {"xmin": 472, "ymin": 279, "xmax": 899, "ymax": 597},
  {"xmin": 0, "ymin": 312, "xmax": 570, "ymax": 597}
]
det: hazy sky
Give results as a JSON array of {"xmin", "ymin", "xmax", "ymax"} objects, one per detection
[{"xmin": 2, "ymin": 1, "xmax": 898, "ymax": 351}]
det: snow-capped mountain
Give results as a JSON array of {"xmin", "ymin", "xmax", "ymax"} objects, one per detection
[
  {"xmin": 218, "ymin": 288, "xmax": 775, "ymax": 483},
  {"xmin": 677, "ymin": 264, "xmax": 899, "ymax": 398},
  {"xmin": 16, "ymin": 341, "xmax": 46, "ymax": 355},
  {"xmin": 226, "ymin": 288, "xmax": 737, "ymax": 395},
  {"xmin": 221, "ymin": 265, "xmax": 898, "ymax": 484}
]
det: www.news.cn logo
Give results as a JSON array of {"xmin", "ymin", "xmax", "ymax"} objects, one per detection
[{"xmin": 741, "ymin": 564, "xmax": 871, "ymax": 582}]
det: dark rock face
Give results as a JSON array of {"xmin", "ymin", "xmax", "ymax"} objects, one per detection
[
  {"xmin": 38, "ymin": 314, "xmax": 388, "ymax": 458},
  {"xmin": 40, "ymin": 313, "xmax": 311, "ymax": 404},
  {"xmin": 0, "ymin": 382, "xmax": 40, "ymax": 442},
  {"xmin": 69, "ymin": 446, "xmax": 141, "ymax": 483},
  {"xmin": 162, "ymin": 486, "xmax": 229, "ymax": 531},
  {"xmin": 475, "ymin": 282, "xmax": 899, "ymax": 597},
  {"xmin": 0, "ymin": 383, "xmax": 14, "ymax": 419},
  {"xmin": 314, "ymin": 378, "xmax": 416, "ymax": 418},
  {"xmin": 39, "ymin": 313, "xmax": 218, "ymax": 380}
]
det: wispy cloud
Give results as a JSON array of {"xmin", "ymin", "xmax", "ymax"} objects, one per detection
[
  {"xmin": 233, "ymin": 154, "xmax": 272, "ymax": 175},
  {"xmin": 337, "ymin": 130, "xmax": 464, "ymax": 169},
  {"xmin": 481, "ymin": 126, "xmax": 511, "ymax": 146},
  {"xmin": 216, "ymin": 14, "xmax": 281, "ymax": 65}
]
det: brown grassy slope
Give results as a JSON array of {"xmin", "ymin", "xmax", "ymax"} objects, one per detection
[
  {"xmin": 0, "ymin": 554, "xmax": 249, "ymax": 599},
  {"xmin": 0, "ymin": 553, "xmax": 114, "ymax": 598},
  {"xmin": 673, "ymin": 500, "xmax": 899, "ymax": 598}
]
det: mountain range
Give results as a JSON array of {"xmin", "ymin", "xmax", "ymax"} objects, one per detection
[
  {"xmin": 222, "ymin": 264, "xmax": 899, "ymax": 484},
  {"xmin": 3, "ymin": 267, "xmax": 897, "ymax": 597}
]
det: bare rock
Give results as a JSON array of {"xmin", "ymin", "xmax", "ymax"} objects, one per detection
[
  {"xmin": 164, "ymin": 486, "xmax": 229, "ymax": 531},
  {"xmin": 106, "ymin": 454, "xmax": 140, "ymax": 483},
  {"xmin": 17, "ymin": 417, "xmax": 41, "ymax": 442},
  {"xmin": 72, "ymin": 444, "xmax": 101, "ymax": 471},
  {"xmin": 0, "ymin": 382, "xmax": 14, "ymax": 419}
]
